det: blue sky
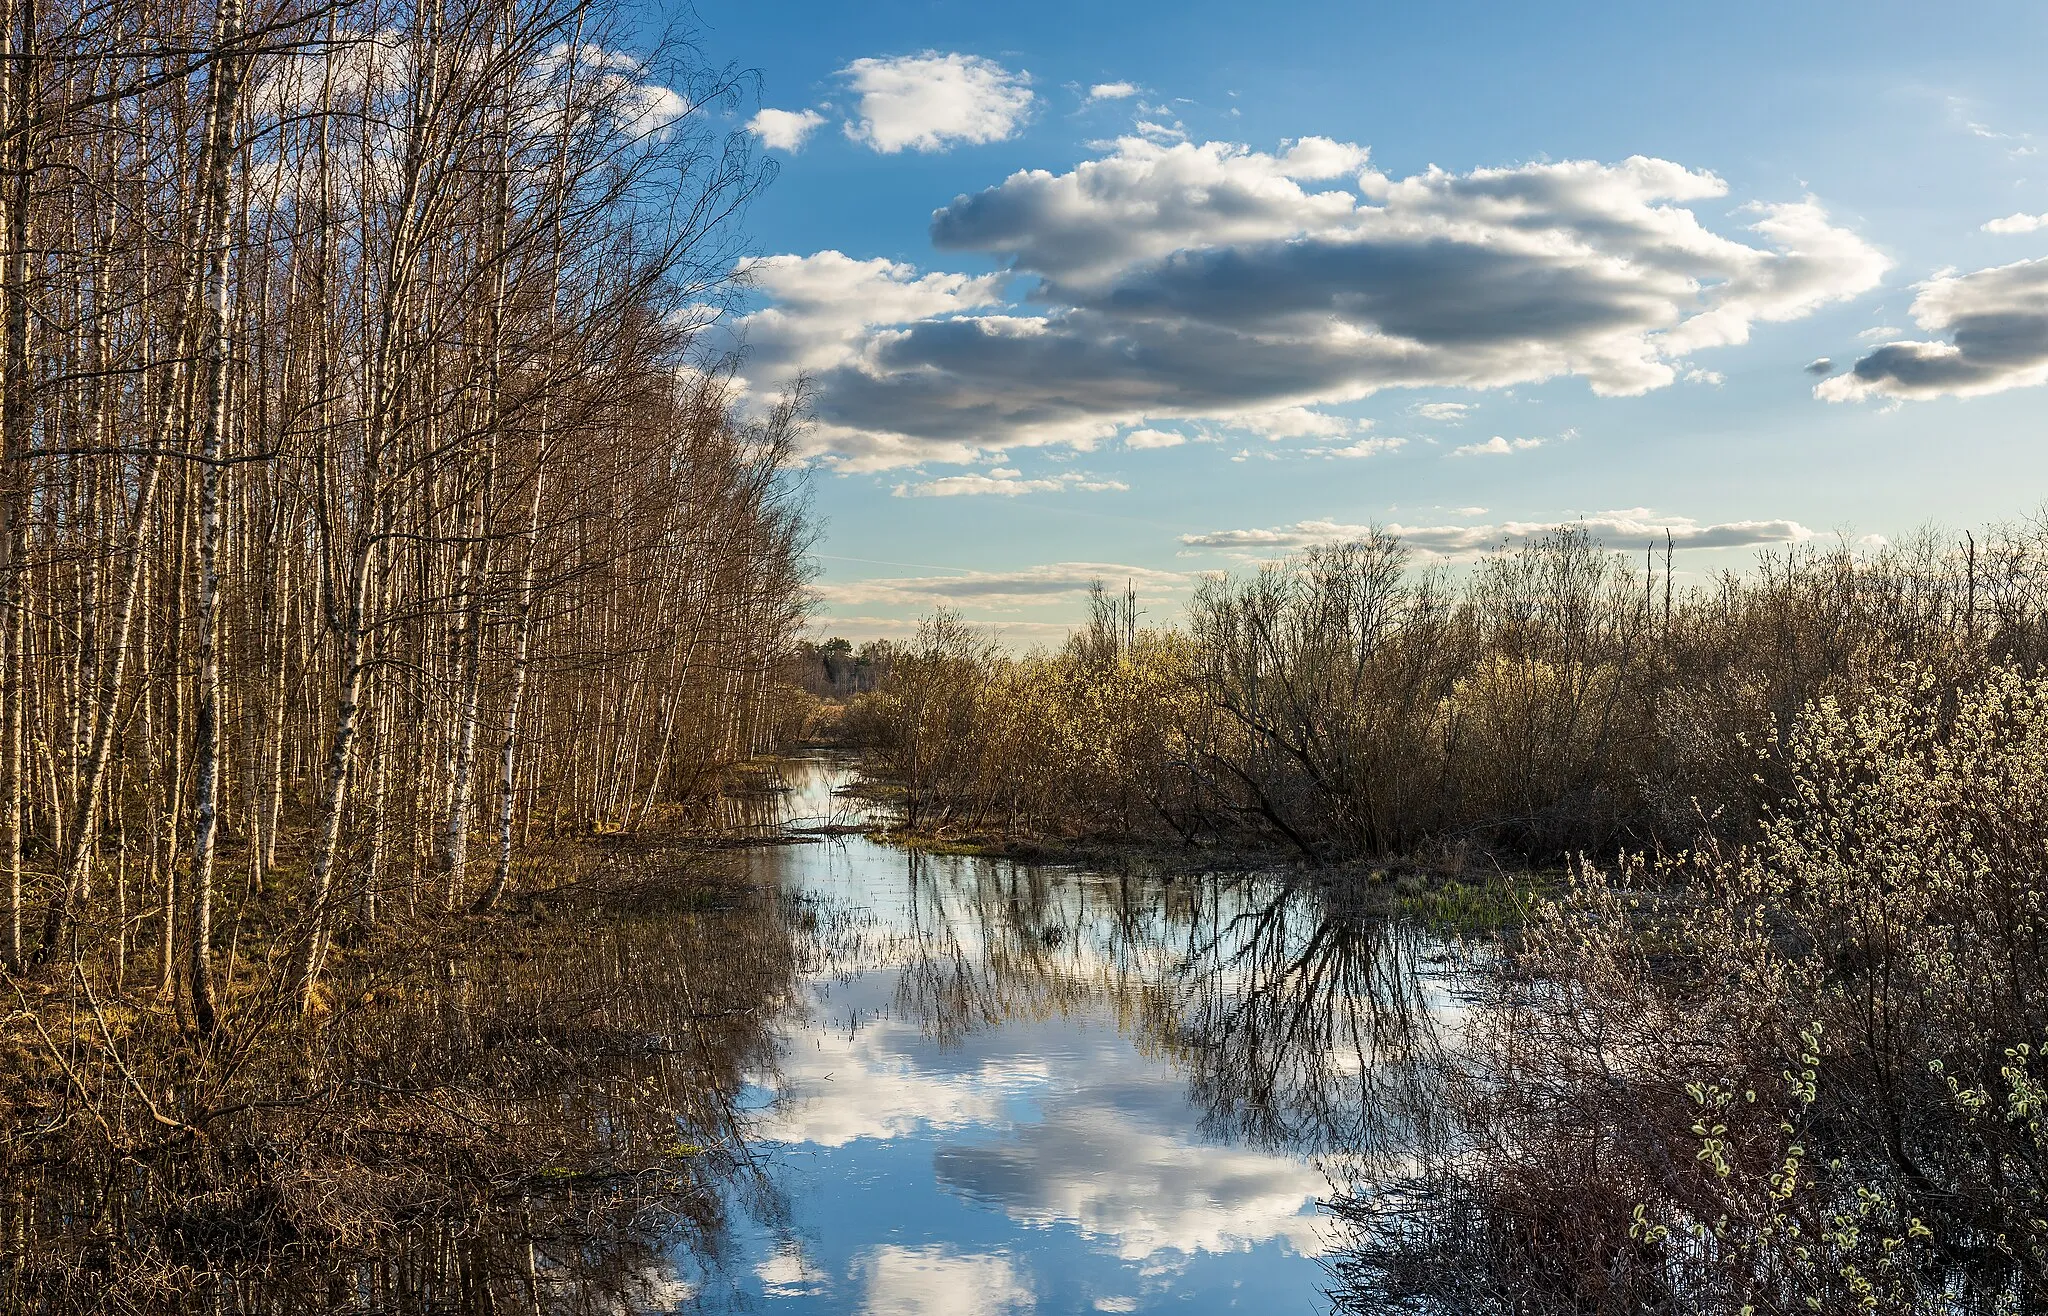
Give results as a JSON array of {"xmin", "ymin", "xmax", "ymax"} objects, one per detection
[{"xmin": 681, "ymin": 0, "xmax": 2048, "ymax": 643}]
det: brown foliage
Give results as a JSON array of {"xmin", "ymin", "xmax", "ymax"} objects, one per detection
[{"xmin": 852, "ymin": 520, "xmax": 2048, "ymax": 868}]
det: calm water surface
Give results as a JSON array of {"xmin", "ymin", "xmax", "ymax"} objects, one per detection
[{"xmin": 686, "ymin": 757, "xmax": 1467, "ymax": 1315}]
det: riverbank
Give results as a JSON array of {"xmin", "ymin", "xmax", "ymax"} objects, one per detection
[
  {"xmin": 814, "ymin": 748, "xmax": 1548, "ymax": 934},
  {"xmin": 2, "ymin": 839, "xmax": 795, "ymax": 1313}
]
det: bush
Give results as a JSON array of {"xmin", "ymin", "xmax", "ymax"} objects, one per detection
[
  {"xmin": 1336, "ymin": 662, "xmax": 2048, "ymax": 1313},
  {"xmin": 848, "ymin": 516, "xmax": 2048, "ymax": 865}
]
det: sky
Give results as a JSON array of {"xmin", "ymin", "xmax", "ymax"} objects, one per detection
[{"xmin": 674, "ymin": 0, "xmax": 2048, "ymax": 644}]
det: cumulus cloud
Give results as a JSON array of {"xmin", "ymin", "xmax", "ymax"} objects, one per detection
[
  {"xmin": 755, "ymin": 1243, "xmax": 831, "ymax": 1299},
  {"xmin": 1231, "ymin": 405, "xmax": 1365, "ymax": 440},
  {"xmin": 859, "ymin": 1246, "xmax": 1033, "ymax": 1316},
  {"xmin": 1088, "ymin": 81, "xmax": 1137, "ymax": 100},
  {"xmin": 1450, "ymin": 435, "xmax": 1543, "ymax": 457},
  {"xmin": 1984, "ymin": 212, "xmax": 2048, "ymax": 235},
  {"xmin": 1181, "ymin": 510, "xmax": 1816, "ymax": 557},
  {"xmin": 1131, "ymin": 118, "xmax": 1187, "ymax": 144},
  {"xmin": 1804, "ymin": 357, "xmax": 1835, "ymax": 375},
  {"xmin": 747, "ymin": 106, "xmax": 825, "ymax": 152},
  {"xmin": 1122, "ymin": 427, "xmax": 1186, "ymax": 449},
  {"xmin": 1821, "ymin": 256, "xmax": 2048, "ymax": 402},
  {"xmin": 820, "ymin": 562, "xmax": 1186, "ymax": 612},
  {"xmin": 893, "ymin": 469, "xmax": 1128, "ymax": 497},
  {"xmin": 840, "ymin": 52, "xmax": 1034, "ymax": 153},
  {"xmin": 933, "ymin": 1113, "xmax": 1327, "ymax": 1260},
  {"xmin": 738, "ymin": 251, "xmax": 1007, "ymax": 365},
  {"xmin": 1412, "ymin": 401, "xmax": 1471, "ymax": 422},
  {"xmin": 733, "ymin": 139, "xmax": 1887, "ymax": 469},
  {"xmin": 753, "ymin": 1013, "xmax": 1047, "ymax": 1147}
]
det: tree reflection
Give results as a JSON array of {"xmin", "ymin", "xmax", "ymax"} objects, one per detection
[
  {"xmin": 878, "ymin": 852, "xmax": 1455, "ymax": 1181},
  {"xmin": 1, "ymin": 860, "xmax": 798, "ymax": 1314},
  {"xmin": 1175, "ymin": 878, "xmax": 1449, "ymax": 1166}
]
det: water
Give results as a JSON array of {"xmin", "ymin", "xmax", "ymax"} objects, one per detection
[
  {"xmin": 686, "ymin": 757, "xmax": 1462, "ymax": 1314},
  {"xmin": 0, "ymin": 754, "xmax": 1464, "ymax": 1313}
]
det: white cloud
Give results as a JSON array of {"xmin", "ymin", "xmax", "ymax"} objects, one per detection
[
  {"xmin": 1316, "ymin": 436, "xmax": 1405, "ymax": 459},
  {"xmin": 819, "ymin": 562, "xmax": 1187, "ymax": 612},
  {"xmin": 1858, "ymin": 324, "xmax": 1903, "ymax": 340},
  {"xmin": 840, "ymin": 52, "xmax": 1034, "ymax": 154},
  {"xmin": 809, "ymin": 614, "xmax": 1081, "ymax": 642},
  {"xmin": 927, "ymin": 135, "xmax": 1378, "ymax": 287},
  {"xmin": 1088, "ymin": 81, "xmax": 1137, "ymax": 101},
  {"xmin": 933, "ymin": 1114, "xmax": 1328, "ymax": 1261},
  {"xmin": 859, "ymin": 1246, "xmax": 1033, "ymax": 1316},
  {"xmin": 1412, "ymin": 401, "xmax": 1471, "ymax": 422},
  {"xmin": 1181, "ymin": 510, "xmax": 1816, "ymax": 557},
  {"xmin": 1229, "ymin": 405, "xmax": 1363, "ymax": 440},
  {"xmin": 1683, "ymin": 367, "xmax": 1724, "ymax": 385},
  {"xmin": 756, "ymin": 1243, "xmax": 831, "ymax": 1299},
  {"xmin": 1984, "ymin": 212, "xmax": 2048, "ymax": 234},
  {"xmin": 1122, "ymin": 427, "xmax": 1186, "ymax": 449},
  {"xmin": 1822, "ymin": 255, "xmax": 2048, "ymax": 401},
  {"xmin": 893, "ymin": 470, "xmax": 1128, "ymax": 497},
  {"xmin": 747, "ymin": 106, "xmax": 826, "ymax": 152},
  {"xmin": 1804, "ymin": 357, "xmax": 1836, "ymax": 375},
  {"xmin": 732, "ymin": 140, "xmax": 1886, "ymax": 468},
  {"xmin": 619, "ymin": 81, "xmax": 690, "ymax": 139},
  {"xmin": 754, "ymin": 1013, "xmax": 1047, "ymax": 1146},
  {"xmin": 734, "ymin": 252, "xmax": 1004, "ymax": 465},
  {"xmin": 1450, "ymin": 435, "xmax": 1543, "ymax": 457}
]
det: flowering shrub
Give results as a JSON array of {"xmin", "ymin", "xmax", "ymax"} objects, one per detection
[{"xmin": 1337, "ymin": 664, "xmax": 2048, "ymax": 1313}]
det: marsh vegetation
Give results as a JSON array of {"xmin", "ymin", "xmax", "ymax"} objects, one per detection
[
  {"xmin": 844, "ymin": 522, "xmax": 2048, "ymax": 867},
  {"xmin": 840, "ymin": 520, "xmax": 2048, "ymax": 1313}
]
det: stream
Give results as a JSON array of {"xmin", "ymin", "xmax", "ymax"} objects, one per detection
[{"xmin": 682, "ymin": 756, "xmax": 1469, "ymax": 1314}]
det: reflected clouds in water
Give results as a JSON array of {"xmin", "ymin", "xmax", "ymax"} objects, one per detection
[
  {"xmin": 858, "ymin": 1245, "xmax": 1034, "ymax": 1315},
  {"xmin": 719, "ymin": 757, "xmax": 1464, "ymax": 1313}
]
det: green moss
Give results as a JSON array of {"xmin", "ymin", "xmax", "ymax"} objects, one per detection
[{"xmin": 1387, "ymin": 870, "xmax": 1555, "ymax": 933}]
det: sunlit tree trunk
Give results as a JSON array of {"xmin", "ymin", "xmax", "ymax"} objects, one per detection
[{"xmin": 187, "ymin": 0, "xmax": 247, "ymax": 1035}]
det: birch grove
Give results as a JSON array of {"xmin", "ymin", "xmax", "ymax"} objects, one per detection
[{"xmin": 0, "ymin": 0, "xmax": 810, "ymax": 1020}]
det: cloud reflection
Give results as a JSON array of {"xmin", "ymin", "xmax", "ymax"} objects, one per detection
[
  {"xmin": 934, "ymin": 1108, "xmax": 1329, "ymax": 1260},
  {"xmin": 859, "ymin": 1245, "xmax": 1035, "ymax": 1315},
  {"xmin": 755, "ymin": 1013, "xmax": 1050, "ymax": 1146}
]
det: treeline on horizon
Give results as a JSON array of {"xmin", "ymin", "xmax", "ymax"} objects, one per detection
[
  {"xmin": 0, "ymin": 0, "xmax": 811, "ymax": 1019},
  {"xmin": 839, "ymin": 517, "xmax": 2048, "ymax": 864}
]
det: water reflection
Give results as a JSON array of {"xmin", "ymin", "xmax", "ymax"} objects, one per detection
[
  {"xmin": 2, "ymin": 860, "xmax": 798, "ymax": 1315},
  {"xmin": 2, "ymin": 756, "xmax": 1465, "ymax": 1314},
  {"xmin": 702, "ymin": 757, "xmax": 1461, "ymax": 1314}
]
